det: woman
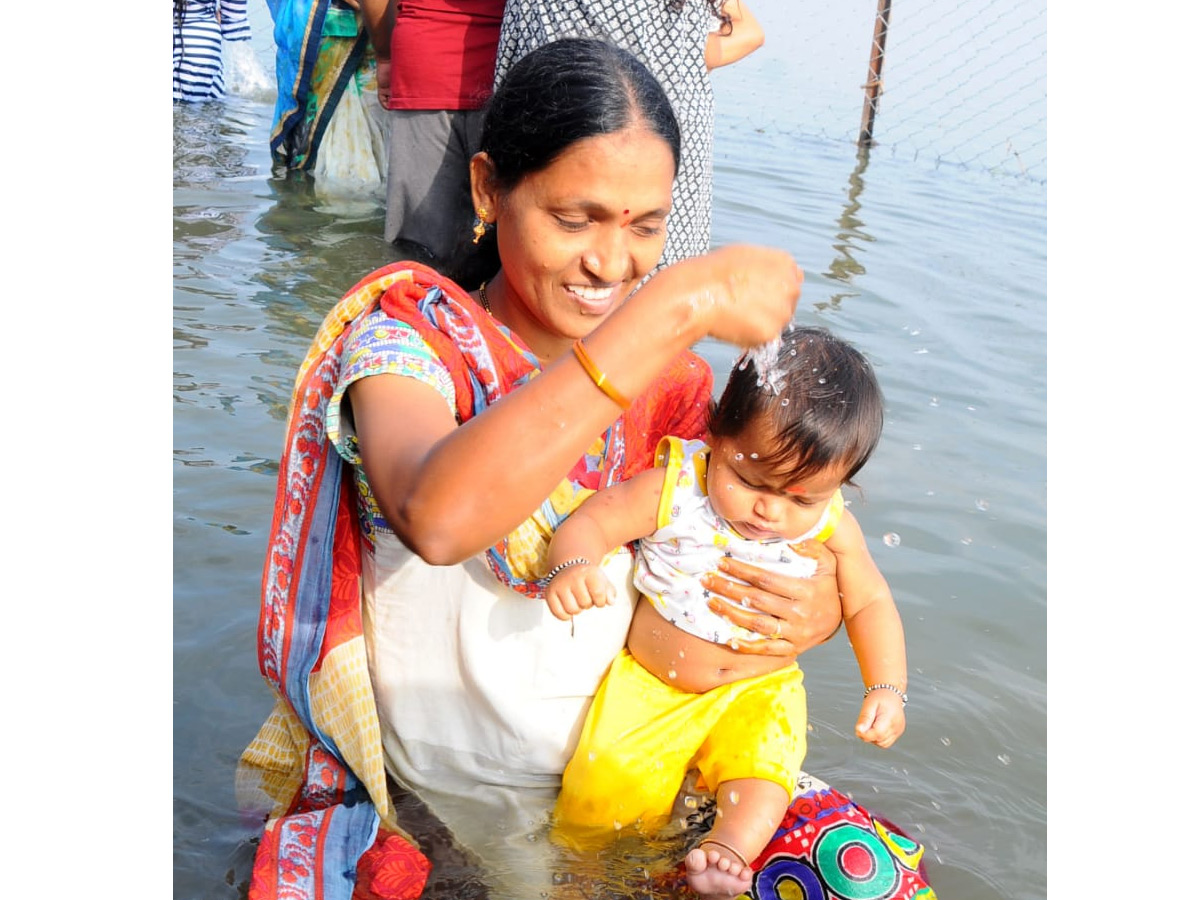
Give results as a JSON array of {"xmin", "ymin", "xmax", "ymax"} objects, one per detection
[{"xmin": 238, "ymin": 38, "xmax": 931, "ymax": 900}]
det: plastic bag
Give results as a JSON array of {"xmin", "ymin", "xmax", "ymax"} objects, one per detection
[{"xmin": 313, "ymin": 70, "xmax": 389, "ymax": 196}]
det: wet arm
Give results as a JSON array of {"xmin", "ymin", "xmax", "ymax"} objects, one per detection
[
  {"xmin": 546, "ymin": 469, "xmax": 665, "ymax": 571},
  {"xmin": 352, "ymin": 248, "xmax": 801, "ymax": 564},
  {"xmin": 827, "ymin": 511, "xmax": 908, "ymax": 691}
]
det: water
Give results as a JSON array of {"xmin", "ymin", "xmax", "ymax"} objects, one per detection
[{"xmin": 173, "ymin": 7, "xmax": 1046, "ymax": 899}]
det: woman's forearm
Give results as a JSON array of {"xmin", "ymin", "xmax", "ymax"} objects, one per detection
[{"xmin": 359, "ymin": 249, "xmax": 798, "ymax": 563}]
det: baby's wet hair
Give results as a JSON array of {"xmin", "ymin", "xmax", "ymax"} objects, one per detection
[{"xmin": 710, "ymin": 325, "xmax": 884, "ymax": 486}]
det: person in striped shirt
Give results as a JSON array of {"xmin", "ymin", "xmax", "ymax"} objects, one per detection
[{"xmin": 173, "ymin": 0, "xmax": 253, "ymax": 102}]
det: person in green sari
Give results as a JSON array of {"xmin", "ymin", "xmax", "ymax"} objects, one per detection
[{"xmin": 268, "ymin": 0, "xmax": 389, "ymax": 192}]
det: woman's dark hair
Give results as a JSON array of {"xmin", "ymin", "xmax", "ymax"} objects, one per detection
[
  {"xmin": 710, "ymin": 326, "xmax": 885, "ymax": 487},
  {"xmin": 481, "ymin": 37, "xmax": 681, "ymax": 190},
  {"xmin": 446, "ymin": 37, "xmax": 681, "ymax": 286}
]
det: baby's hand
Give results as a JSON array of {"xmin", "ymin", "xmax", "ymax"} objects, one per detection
[
  {"xmin": 855, "ymin": 689, "xmax": 907, "ymax": 748},
  {"xmin": 545, "ymin": 564, "xmax": 616, "ymax": 621}
]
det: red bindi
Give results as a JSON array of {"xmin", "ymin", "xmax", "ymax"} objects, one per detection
[{"xmin": 785, "ymin": 485, "xmax": 807, "ymax": 495}]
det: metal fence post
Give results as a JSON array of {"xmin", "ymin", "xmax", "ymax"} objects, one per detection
[{"xmin": 858, "ymin": 0, "xmax": 893, "ymax": 148}]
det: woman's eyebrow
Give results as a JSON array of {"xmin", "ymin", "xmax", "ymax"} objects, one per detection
[{"xmin": 569, "ymin": 200, "xmax": 669, "ymax": 219}]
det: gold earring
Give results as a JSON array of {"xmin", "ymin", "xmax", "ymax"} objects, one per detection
[{"xmin": 472, "ymin": 207, "xmax": 489, "ymax": 244}]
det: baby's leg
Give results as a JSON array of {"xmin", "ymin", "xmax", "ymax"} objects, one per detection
[{"xmin": 685, "ymin": 777, "xmax": 790, "ymax": 898}]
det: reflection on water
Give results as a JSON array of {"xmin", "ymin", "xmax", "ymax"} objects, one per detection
[
  {"xmin": 820, "ymin": 147, "xmax": 874, "ymax": 310},
  {"xmin": 174, "ymin": 73, "xmax": 1045, "ymax": 900}
]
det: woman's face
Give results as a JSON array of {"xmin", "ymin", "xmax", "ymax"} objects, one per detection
[{"xmin": 474, "ymin": 125, "xmax": 676, "ymax": 356}]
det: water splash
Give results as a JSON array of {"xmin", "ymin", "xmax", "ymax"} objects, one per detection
[
  {"xmin": 745, "ymin": 337, "xmax": 786, "ymax": 395},
  {"xmin": 224, "ymin": 41, "xmax": 273, "ymax": 99}
]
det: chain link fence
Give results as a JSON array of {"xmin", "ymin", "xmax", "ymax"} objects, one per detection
[
  {"xmin": 244, "ymin": 0, "xmax": 1046, "ymax": 183},
  {"xmin": 713, "ymin": 0, "xmax": 1046, "ymax": 183}
]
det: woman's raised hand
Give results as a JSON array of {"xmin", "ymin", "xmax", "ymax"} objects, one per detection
[{"xmin": 675, "ymin": 244, "xmax": 804, "ymax": 349}]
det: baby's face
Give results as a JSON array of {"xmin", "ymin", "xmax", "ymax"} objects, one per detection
[{"xmin": 706, "ymin": 421, "xmax": 845, "ymax": 542}]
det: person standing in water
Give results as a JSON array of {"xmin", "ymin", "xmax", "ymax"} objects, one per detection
[
  {"xmin": 172, "ymin": 0, "xmax": 253, "ymax": 102},
  {"xmin": 238, "ymin": 37, "xmax": 841, "ymax": 900}
]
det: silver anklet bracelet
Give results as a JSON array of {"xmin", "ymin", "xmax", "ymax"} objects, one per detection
[
  {"xmin": 540, "ymin": 557, "xmax": 590, "ymax": 585},
  {"xmin": 864, "ymin": 683, "xmax": 908, "ymax": 706}
]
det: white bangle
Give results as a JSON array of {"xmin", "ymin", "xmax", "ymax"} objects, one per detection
[
  {"xmin": 541, "ymin": 557, "xmax": 590, "ymax": 585},
  {"xmin": 864, "ymin": 683, "xmax": 908, "ymax": 706}
]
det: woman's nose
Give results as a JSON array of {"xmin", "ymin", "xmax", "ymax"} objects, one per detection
[{"xmin": 582, "ymin": 226, "xmax": 630, "ymax": 282}]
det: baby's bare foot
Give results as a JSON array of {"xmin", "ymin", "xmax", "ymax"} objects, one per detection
[{"xmin": 684, "ymin": 846, "xmax": 753, "ymax": 898}]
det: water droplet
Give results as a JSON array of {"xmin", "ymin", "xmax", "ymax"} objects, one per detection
[
  {"xmin": 912, "ymin": 443, "xmax": 922, "ymax": 451},
  {"xmin": 975, "ymin": 499, "xmax": 989, "ymax": 511},
  {"xmin": 997, "ymin": 753, "xmax": 1011, "ymax": 766},
  {"xmin": 915, "ymin": 348, "xmax": 929, "ymax": 355},
  {"xmin": 940, "ymin": 736, "xmax": 951, "ymax": 747},
  {"xmin": 728, "ymin": 790, "xmax": 740, "ymax": 805},
  {"xmin": 526, "ymin": 833, "xmax": 538, "ymax": 842},
  {"xmin": 750, "ymin": 452, "xmax": 759, "ymax": 459},
  {"xmin": 960, "ymin": 537, "xmax": 973, "ymax": 545},
  {"xmin": 817, "ymin": 377, "xmax": 827, "ymax": 384},
  {"xmin": 780, "ymin": 398, "xmax": 790, "ymax": 406},
  {"xmin": 929, "ymin": 397, "xmax": 939, "ymax": 407},
  {"xmin": 734, "ymin": 452, "xmax": 744, "ymax": 461},
  {"xmin": 667, "ymin": 669, "xmax": 677, "ymax": 679},
  {"xmin": 613, "ymin": 820, "xmax": 623, "ymax": 831},
  {"xmin": 883, "ymin": 532, "xmax": 901, "ymax": 547},
  {"xmin": 683, "ymin": 796, "xmax": 698, "ymax": 809}
]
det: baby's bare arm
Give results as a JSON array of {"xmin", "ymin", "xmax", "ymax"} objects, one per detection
[
  {"xmin": 543, "ymin": 469, "xmax": 664, "ymax": 620},
  {"xmin": 827, "ymin": 511, "xmax": 908, "ymax": 745}
]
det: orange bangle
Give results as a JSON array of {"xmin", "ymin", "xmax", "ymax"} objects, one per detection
[{"xmin": 572, "ymin": 340, "xmax": 632, "ymax": 410}]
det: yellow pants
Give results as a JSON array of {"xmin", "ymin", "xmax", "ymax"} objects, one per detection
[{"xmin": 555, "ymin": 648, "xmax": 806, "ymax": 834}]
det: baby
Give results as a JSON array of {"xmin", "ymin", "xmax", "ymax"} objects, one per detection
[{"xmin": 544, "ymin": 325, "xmax": 908, "ymax": 896}]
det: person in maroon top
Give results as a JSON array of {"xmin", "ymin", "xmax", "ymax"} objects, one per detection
[{"xmin": 361, "ymin": 1, "xmax": 506, "ymax": 271}]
